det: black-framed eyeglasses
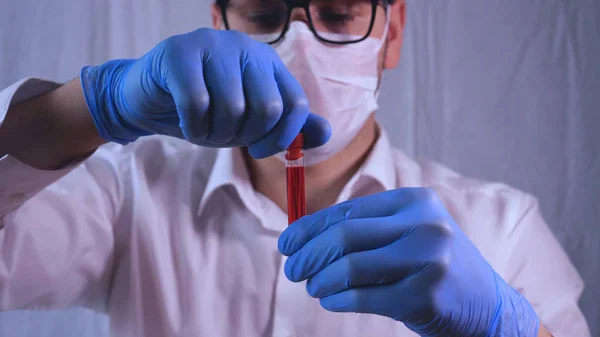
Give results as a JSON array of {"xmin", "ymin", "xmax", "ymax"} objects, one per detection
[{"xmin": 216, "ymin": 0, "xmax": 389, "ymax": 45}]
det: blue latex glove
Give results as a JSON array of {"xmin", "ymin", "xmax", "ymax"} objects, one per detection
[
  {"xmin": 279, "ymin": 188, "xmax": 540, "ymax": 337},
  {"xmin": 80, "ymin": 29, "xmax": 331, "ymax": 158}
]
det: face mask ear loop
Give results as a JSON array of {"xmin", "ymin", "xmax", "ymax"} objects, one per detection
[
  {"xmin": 374, "ymin": 6, "xmax": 392, "ymax": 52},
  {"xmin": 373, "ymin": 6, "xmax": 391, "ymax": 98}
]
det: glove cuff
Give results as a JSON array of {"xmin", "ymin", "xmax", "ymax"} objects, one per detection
[
  {"xmin": 80, "ymin": 60, "xmax": 147, "ymax": 145},
  {"xmin": 487, "ymin": 273, "xmax": 540, "ymax": 337}
]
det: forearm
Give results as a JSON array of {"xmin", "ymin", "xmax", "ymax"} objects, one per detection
[{"xmin": 0, "ymin": 78, "xmax": 106, "ymax": 170}]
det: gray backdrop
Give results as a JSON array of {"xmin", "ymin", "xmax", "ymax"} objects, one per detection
[{"xmin": 0, "ymin": 0, "xmax": 598, "ymax": 336}]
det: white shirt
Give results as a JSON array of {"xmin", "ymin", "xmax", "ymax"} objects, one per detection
[{"xmin": 0, "ymin": 78, "xmax": 591, "ymax": 337}]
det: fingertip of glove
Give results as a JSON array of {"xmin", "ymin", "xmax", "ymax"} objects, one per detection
[
  {"xmin": 302, "ymin": 114, "xmax": 332, "ymax": 149},
  {"xmin": 277, "ymin": 231, "xmax": 293, "ymax": 256}
]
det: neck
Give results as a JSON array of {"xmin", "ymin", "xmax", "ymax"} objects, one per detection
[{"xmin": 244, "ymin": 114, "xmax": 379, "ymax": 215}]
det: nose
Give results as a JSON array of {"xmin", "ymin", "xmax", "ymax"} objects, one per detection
[{"xmin": 289, "ymin": 7, "xmax": 309, "ymax": 24}]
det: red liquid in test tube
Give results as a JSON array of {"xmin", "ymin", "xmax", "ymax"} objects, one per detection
[{"xmin": 286, "ymin": 134, "xmax": 306, "ymax": 225}]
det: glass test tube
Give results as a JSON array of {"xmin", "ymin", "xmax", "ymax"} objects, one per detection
[{"xmin": 285, "ymin": 134, "xmax": 306, "ymax": 225}]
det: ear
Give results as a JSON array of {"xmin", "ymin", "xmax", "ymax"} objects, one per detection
[
  {"xmin": 383, "ymin": 0, "xmax": 407, "ymax": 69},
  {"xmin": 211, "ymin": 3, "xmax": 223, "ymax": 29}
]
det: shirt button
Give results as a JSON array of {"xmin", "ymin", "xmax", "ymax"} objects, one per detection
[{"xmin": 8, "ymin": 193, "xmax": 27, "ymax": 205}]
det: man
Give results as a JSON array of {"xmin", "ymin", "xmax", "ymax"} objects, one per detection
[{"xmin": 0, "ymin": 0, "xmax": 590, "ymax": 336}]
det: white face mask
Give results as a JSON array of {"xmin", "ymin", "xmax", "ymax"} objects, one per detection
[{"xmin": 251, "ymin": 14, "xmax": 390, "ymax": 166}]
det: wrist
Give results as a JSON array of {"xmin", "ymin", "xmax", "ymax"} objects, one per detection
[
  {"xmin": 488, "ymin": 273, "xmax": 540, "ymax": 337},
  {"xmin": 80, "ymin": 59, "xmax": 148, "ymax": 145}
]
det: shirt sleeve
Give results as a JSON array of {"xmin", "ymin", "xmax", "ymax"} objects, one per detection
[
  {"xmin": 0, "ymin": 78, "xmax": 119, "ymax": 313},
  {"xmin": 504, "ymin": 194, "xmax": 591, "ymax": 337}
]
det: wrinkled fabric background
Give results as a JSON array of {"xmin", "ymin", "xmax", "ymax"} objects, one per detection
[{"xmin": 0, "ymin": 0, "xmax": 598, "ymax": 335}]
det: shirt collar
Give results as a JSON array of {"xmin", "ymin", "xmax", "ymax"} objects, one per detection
[
  {"xmin": 197, "ymin": 124, "xmax": 400, "ymax": 219},
  {"xmin": 350, "ymin": 126, "xmax": 397, "ymax": 192},
  {"xmin": 197, "ymin": 147, "xmax": 258, "ymax": 218}
]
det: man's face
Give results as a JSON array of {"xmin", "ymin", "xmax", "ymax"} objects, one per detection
[{"xmin": 211, "ymin": 0, "xmax": 406, "ymax": 79}]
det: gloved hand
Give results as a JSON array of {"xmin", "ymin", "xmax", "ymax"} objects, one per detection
[
  {"xmin": 279, "ymin": 188, "xmax": 540, "ymax": 337},
  {"xmin": 80, "ymin": 28, "xmax": 331, "ymax": 158}
]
